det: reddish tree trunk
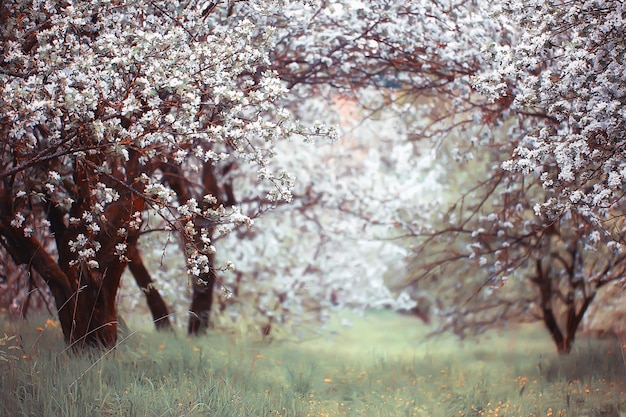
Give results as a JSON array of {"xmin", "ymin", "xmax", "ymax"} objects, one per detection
[
  {"xmin": 533, "ymin": 260, "xmax": 570, "ymax": 354},
  {"xmin": 0, "ymin": 146, "xmax": 151, "ymax": 350},
  {"xmin": 0, "ymin": 218, "xmax": 119, "ymax": 349}
]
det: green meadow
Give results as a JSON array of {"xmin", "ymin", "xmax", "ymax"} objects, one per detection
[{"xmin": 1, "ymin": 310, "xmax": 625, "ymax": 417}]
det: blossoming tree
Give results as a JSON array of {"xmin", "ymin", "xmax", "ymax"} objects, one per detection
[
  {"xmin": 0, "ymin": 0, "xmax": 330, "ymax": 348},
  {"xmin": 405, "ymin": 0, "xmax": 626, "ymax": 353}
]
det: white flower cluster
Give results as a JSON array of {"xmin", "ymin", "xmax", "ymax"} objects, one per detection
[{"xmin": 68, "ymin": 233, "xmax": 100, "ymax": 269}]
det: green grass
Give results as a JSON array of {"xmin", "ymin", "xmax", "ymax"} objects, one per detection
[{"xmin": 1, "ymin": 310, "xmax": 625, "ymax": 417}]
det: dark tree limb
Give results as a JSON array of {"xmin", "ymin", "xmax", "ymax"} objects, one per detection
[{"xmin": 126, "ymin": 242, "xmax": 173, "ymax": 331}]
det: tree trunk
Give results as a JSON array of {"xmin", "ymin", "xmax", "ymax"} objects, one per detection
[
  {"xmin": 0, "ymin": 148, "xmax": 149, "ymax": 350},
  {"xmin": 127, "ymin": 243, "xmax": 173, "ymax": 330},
  {"xmin": 160, "ymin": 163, "xmax": 222, "ymax": 336},
  {"xmin": 62, "ymin": 266, "xmax": 121, "ymax": 350},
  {"xmin": 532, "ymin": 258, "xmax": 599, "ymax": 355},
  {"xmin": 0, "ymin": 220, "xmax": 119, "ymax": 349},
  {"xmin": 533, "ymin": 259, "xmax": 570, "ymax": 354},
  {"xmin": 188, "ymin": 269, "xmax": 216, "ymax": 335},
  {"xmin": 546, "ymin": 311, "xmax": 571, "ymax": 354},
  {"xmin": 559, "ymin": 292, "xmax": 597, "ymax": 355}
]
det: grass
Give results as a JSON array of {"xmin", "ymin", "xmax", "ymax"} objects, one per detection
[{"xmin": 1, "ymin": 310, "xmax": 625, "ymax": 417}]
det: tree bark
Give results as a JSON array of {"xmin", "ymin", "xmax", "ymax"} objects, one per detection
[
  {"xmin": 188, "ymin": 268, "xmax": 216, "ymax": 335},
  {"xmin": 0, "ymin": 146, "xmax": 150, "ymax": 350},
  {"xmin": 127, "ymin": 242, "xmax": 173, "ymax": 330},
  {"xmin": 0, "ymin": 219, "xmax": 119, "ymax": 349},
  {"xmin": 531, "ymin": 258, "xmax": 600, "ymax": 355},
  {"xmin": 160, "ymin": 162, "xmax": 223, "ymax": 335},
  {"xmin": 533, "ymin": 259, "xmax": 570, "ymax": 354},
  {"xmin": 561, "ymin": 292, "xmax": 596, "ymax": 355}
]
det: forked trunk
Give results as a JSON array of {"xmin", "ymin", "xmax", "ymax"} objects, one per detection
[
  {"xmin": 57, "ymin": 267, "xmax": 121, "ymax": 349},
  {"xmin": 0, "ymin": 219, "xmax": 120, "ymax": 349},
  {"xmin": 533, "ymin": 259, "xmax": 596, "ymax": 355}
]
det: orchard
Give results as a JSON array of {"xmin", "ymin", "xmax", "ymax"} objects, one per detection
[{"xmin": 1, "ymin": 0, "xmax": 624, "ymax": 354}]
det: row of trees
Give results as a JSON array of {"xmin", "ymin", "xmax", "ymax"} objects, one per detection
[{"xmin": 1, "ymin": 0, "xmax": 624, "ymax": 353}]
